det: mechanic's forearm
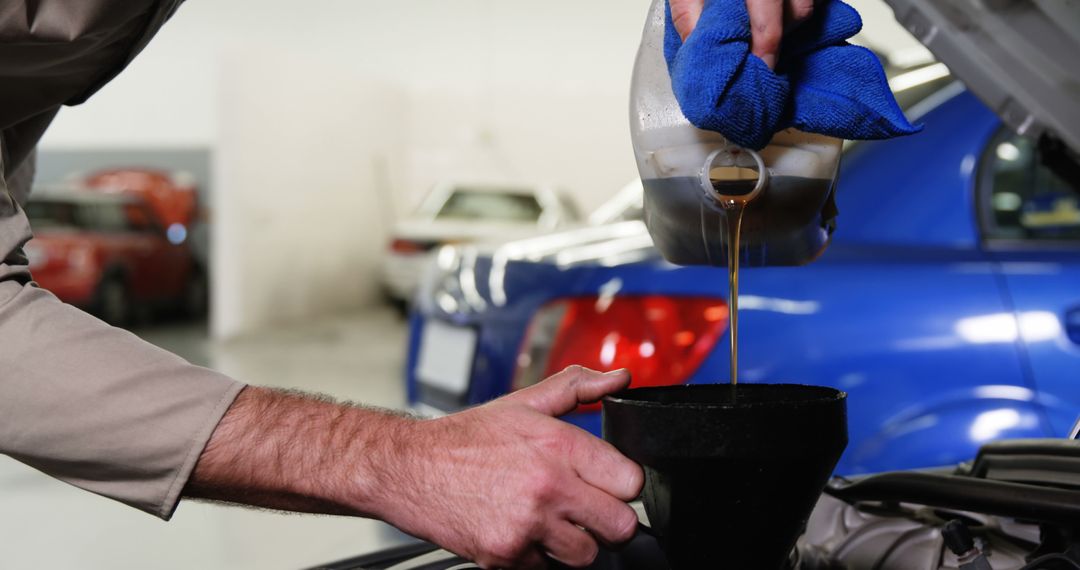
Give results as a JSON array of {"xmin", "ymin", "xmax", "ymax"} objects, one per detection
[{"xmin": 184, "ymin": 386, "xmax": 412, "ymax": 516}]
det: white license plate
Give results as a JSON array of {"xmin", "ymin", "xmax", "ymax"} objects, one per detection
[{"xmin": 416, "ymin": 320, "xmax": 478, "ymax": 396}]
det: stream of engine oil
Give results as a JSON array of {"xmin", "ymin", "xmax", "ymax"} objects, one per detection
[{"xmin": 710, "ymin": 178, "xmax": 758, "ymax": 386}]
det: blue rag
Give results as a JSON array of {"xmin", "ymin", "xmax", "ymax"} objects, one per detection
[{"xmin": 664, "ymin": 0, "xmax": 920, "ymax": 150}]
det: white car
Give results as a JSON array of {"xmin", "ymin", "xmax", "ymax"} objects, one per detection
[{"xmin": 380, "ymin": 182, "xmax": 581, "ymax": 305}]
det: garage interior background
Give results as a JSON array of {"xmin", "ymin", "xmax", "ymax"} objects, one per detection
[
  {"xmin": 36, "ymin": 0, "xmax": 928, "ymax": 340},
  {"xmin": 5, "ymin": 1, "xmax": 960, "ymax": 569}
]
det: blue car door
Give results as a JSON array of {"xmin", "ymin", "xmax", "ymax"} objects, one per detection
[{"xmin": 980, "ymin": 129, "xmax": 1080, "ymax": 435}]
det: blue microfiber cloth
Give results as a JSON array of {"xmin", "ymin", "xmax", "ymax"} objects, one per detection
[{"xmin": 664, "ymin": 0, "xmax": 920, "ymax": 150}]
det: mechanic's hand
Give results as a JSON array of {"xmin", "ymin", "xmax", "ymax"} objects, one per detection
[
  {"xmin": 374, "ymin": 367, "xmax": 644, "ymax": 569},
  {"xmin": 669, "ymin": 0, "xmax": 815, "ymax": 69}
]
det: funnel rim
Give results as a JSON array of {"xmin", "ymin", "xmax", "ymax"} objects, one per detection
[{"xmin": 603, "ymin": 383, "xmax": 846, "ymax": 410}]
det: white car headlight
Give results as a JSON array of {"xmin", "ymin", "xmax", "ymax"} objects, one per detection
[{"xmin": 417, "ymin": 244, "xmax": 463, "ymax": 315}]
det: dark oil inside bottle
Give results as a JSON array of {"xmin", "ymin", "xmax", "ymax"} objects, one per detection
[{"xmin": 642, "ymin": 175, "xmax": 835, "ymax": 266}]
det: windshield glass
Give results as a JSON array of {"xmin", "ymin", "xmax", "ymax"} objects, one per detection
[
  {"xmin": 435, "ymin": 190, "xmax": 542, "ymax": 222},
  {"xmin": 26, "ymin": 199, "xmax": 130, "ymax": 232}
]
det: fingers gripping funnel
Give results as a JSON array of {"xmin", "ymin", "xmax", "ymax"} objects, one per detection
[{"xmin": 603, "ymin": 384, "xmax": 847, "ymax": 569}]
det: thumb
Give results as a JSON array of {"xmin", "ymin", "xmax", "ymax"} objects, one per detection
[{"xmin": 505, "ymin": 366, "xmax": 631, "ymax": 417}]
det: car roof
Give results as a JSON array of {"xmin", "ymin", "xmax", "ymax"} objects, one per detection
[{"xmin": 834, "ymin": 88, "xmax": 999, "ymax": 249}]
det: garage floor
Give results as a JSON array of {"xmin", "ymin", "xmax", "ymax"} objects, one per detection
[{"xmin": 0, "ymin": 307, "xmax": 416, "ymax": 570}]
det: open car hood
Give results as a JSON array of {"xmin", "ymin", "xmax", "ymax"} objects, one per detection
[{"xmin": 885, "ymin": 0, "xmax": 1080, "ymax": 156}]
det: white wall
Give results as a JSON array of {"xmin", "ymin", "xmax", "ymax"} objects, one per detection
[
  {"xmin": 38, "ymin": 0, "xmax": 655, "ymax": 338},
  {"xmin": 213, "ymin": 47, "xmax": 406, "ymax": 338},
  {"xmin": 848, "ymin": 0, "xmax": 932, "ymax": 66},
  {"xmin": 43, "ymin": 0, "xmax": 651, "ymax": 213}
]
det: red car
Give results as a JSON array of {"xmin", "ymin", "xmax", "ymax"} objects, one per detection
[
  {"xmin": 24, "ymin": 190, "xmax": 205, "ymax": 325},
  {"xmin": 82, "ymin": 168, "xmax": 199, "ymax": 230}
]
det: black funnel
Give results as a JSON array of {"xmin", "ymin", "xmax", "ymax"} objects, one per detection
[{"xmin": 603, "ymin": 384, "xmax": 847, "ymax": 569}]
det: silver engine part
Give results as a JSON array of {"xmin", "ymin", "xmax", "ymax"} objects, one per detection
[{"xmin": 797, "ymin": 494, "xmax": 1039, "ymax": 569}]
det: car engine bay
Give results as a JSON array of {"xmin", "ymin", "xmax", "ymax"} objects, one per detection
[{"xmin": 319, "ymin": 438, "xmax": 1080, "ymax": 570}]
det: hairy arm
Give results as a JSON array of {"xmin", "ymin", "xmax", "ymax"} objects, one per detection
[
  {"xmin": 184, "ymin": 367, "xmax": 644, "ymax": 569},
  {"xmin": 184, "ymin": 386, "xmax": 408, "ymax": 516}
]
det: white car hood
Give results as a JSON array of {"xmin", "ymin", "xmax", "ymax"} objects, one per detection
[
  {"xmin": 470, "ymin": 220, "xmax": 657, "ymax": 268},
  {"xmin": 392, "ymin": 219, "xmax": 551, "ymax": 243}
]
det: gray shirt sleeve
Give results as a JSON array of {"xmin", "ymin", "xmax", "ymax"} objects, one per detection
[
  {"xmin": 0, "ymin": 0, "xmax": 244, "ymax": 519},
  {"xmin": 0, "ymin": 180, "xmax": 243, "ymax": 519}
]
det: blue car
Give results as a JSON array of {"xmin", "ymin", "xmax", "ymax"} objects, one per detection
[{"xmin": 405, "ymin": 74, "xmax": 1080, "ymax": 475}]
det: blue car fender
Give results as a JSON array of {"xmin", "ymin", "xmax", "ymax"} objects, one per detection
[{"xmin": 844, "ymin": 385, "xmax": 1050, "ymax": 473}]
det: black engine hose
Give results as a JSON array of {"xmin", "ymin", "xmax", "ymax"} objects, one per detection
[
  {"xmin": 1019, "ymin": 553, "xmax": 1080, "ymax": 570},
  {"xmin": 825, "ymin": 472, "xmax": 1080, "ymax": 526}
]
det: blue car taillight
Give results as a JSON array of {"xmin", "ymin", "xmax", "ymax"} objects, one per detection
[{"xmin": 511, "ymin": 295, "xmax": 729, "ymax": 411}]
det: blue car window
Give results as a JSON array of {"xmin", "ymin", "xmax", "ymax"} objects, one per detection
[{"xmin": 980, "ymin": 130, "xmax": 1080, "ymax": 243}]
